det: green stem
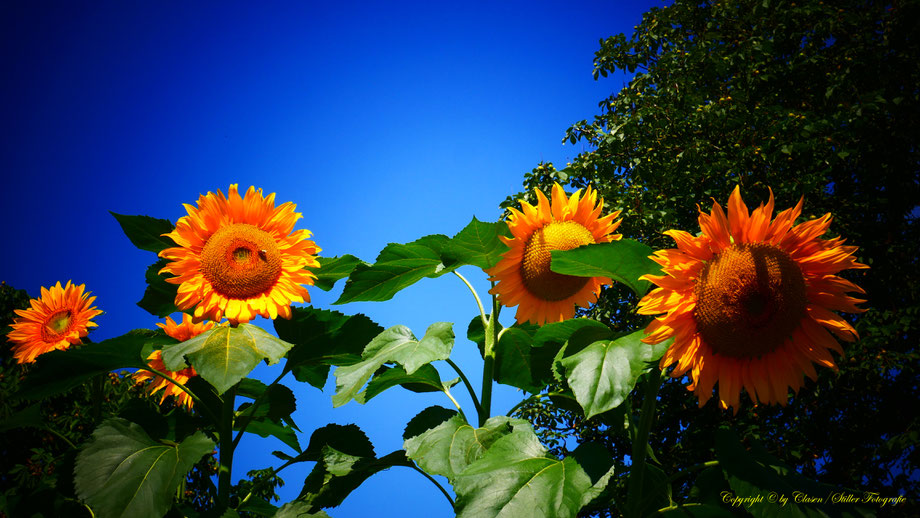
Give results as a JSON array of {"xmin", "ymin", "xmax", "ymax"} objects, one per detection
[
  {"xmin": 479, "ymin": 290, "xmax": 500, "ymax": 426},
  {"xmin": 454, "ymin": 271, "xmax": 487, "ymax": 328},
  {"xmin": 232, "ymin": 370, "xmax": 286, "ymax": 451},
  {"xmin": 43, "ymin": 427, "xmax": 77, "ymax": 449},
  {"xmin": 445, "ymin": 358, "xmax": 482, "ymax": 419},
  {"xmin": 410, "ymin": 464, "xmax": 455, "ymax": 508},
  {"xmin": 442, "ymin": 385, "xmax": 468, "ymax": 423},
  {"xmin": 217, "ymin": 384, "xmax": 238, "ymax": 513},
  {"xmin": 626, "ymin": 367, "xmax": 663, "ymax": 518}
]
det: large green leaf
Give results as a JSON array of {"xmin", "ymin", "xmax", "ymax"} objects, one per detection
[
  {"xmin": 560, "ymin": 330, "xmax": 670, "ymax": 418},
  {"xmin": 235, "ymin": 417, "xmax": 301, "ymax": 453},
  {"xmin": 137, "ymin": 259, "xmax": 179, "ymax": 317},
  {"xmin": 402, "ymin": 405, "xmax": 459, "ymax": 441},
  {"xmin": 715, "ymin": 429, "xmax": 875, "ymax": 518},
  {"xmin": 274, "ymin": 502, "xmax": 329, "ymax": 518},
  {"xmin": 19, "ymin": 329, "xmax": 174, "ymax": 399},
  {"xmin": 236, "ymin": 378, "xmax": 297, "ymax": 426},
  {"xmin": 334, "ymin": 234, "xmax": 455, "ymax": 304},
  {"xmin": 332, "ymin": 323, "xmax": 454, "ymax": 407},
  {"xmin": 162, "ymin": 324, "xmax": 293, "ymax": 394},
  {"xmin": 74, "ymin": 418, "xmax": 214, "ymax": 518},
  {"xmin": 550, "ymin": 239, "xmax": 662, "ymax": 296},
  {"xmin": 442, "ymin": 216, "xmax": 511, "ymax": 270},
  {"xmin": 111, "ymin": 212, "xmax": 177, "ymax": 253},
  {"xmin": 307, "ymin": 255, "xmax": 365, "ymax": 291},
  {"xmin": 356, "ymin": 364, "xmax": 458, "ymax": 404},
  {"xmin": 403, "ymin": 414, "xmax": 531, "ymax": 480},
  {"xmin": 452, "ymin": 430, "xmax": 614, "ymax": 518},
  {"xmin": 293, "ymin": 424, "xmax": 412, "ymax": 512},
  {"xmin": 275, "ymin": 306, "xmax": 384, "ymax": 389}
]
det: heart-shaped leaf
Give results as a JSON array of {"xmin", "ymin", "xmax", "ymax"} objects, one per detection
[
  {"xmin": 162, "ymin": 324, "xmax": 293, "ymax": 394},
  {"xmin": 560, "ymin": 329, "xmax": 671, "ymax": 418},
  {"xmin": 111, "ymin": 212, "xmax": 176, "ymax": 253},
  {"xmin": 74, "ymin": 418, "xmax": 214, "ymax": 518},
  {"xmin": 442, "ymin": 216, "xmax": 511, "ymax": 270},
  {"xmin": 550, "ymin": 239, "xmax": 662, "ymax": 296},
  {"xmin": 307, "ymin": 255, "xmax": 365, "ymax": 291}
]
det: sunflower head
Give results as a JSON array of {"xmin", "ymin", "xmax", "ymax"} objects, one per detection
[
  {"xmin": 6, "ymin": 281, "xmax": 102, "ymax": 364},
  {"xmin": 638, "ymin": 186, "xmax": 868, "ymax": 412},
  {"xmin": 134, "ymin": 314, "xmax": 213, "ymax": 409},
  {"xmin": 159, "ymin": 185, "xmax": 321, "ymax": 324},
  {"xmin": 486, "ymin": 183, "xmax": 622, "ymax": 324}
]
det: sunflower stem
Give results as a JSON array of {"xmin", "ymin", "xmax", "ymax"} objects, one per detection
[
  {"xmin": 454, "ymin": 270, "xmax": 487, "ymax": 328},
  {"xmin": 445, "ymin": 358, "xmax": 482, "ymax": 418},
  {"xmin": 479, "ymin": 291, "xmax": 500, "ymax": 426},
  {"xmin": 216, "ymin": 384, "xmax": 238, "ymax": 514},
  {"xmin": 626, "ymin": 367, "xmax": 663, "ymax": 518}
]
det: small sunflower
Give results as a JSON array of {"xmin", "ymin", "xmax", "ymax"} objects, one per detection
[
  {"xmin": 7, "ymin": 281, "xmax": 102, "ymax": 364},
  {"xmin": 486, "ymin": 183, "xmax": 622, "ymax": 324},
  {"xmin": 133, "ymin": 314, "xmax": 215, "ymax": 409},
  {"xmin": 159, "ymin": 184, "xmax": 321, "ymax": 324},
  {"xmin": 638, "ymin": 186, "xmax": 867, "ymax": 411}
]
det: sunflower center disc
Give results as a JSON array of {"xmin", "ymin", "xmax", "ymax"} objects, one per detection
[
  {"xmin": 693, "ymin": 242, "xmax": 808, "ymax": 358},
  {"xmin": 42, "ymin": 310, "xmax": 72, "ymax": 341},
  {"xmin": 521, "ymin": 221, "xmax": 595, "ymax": 301},
  {"xmin": 200, "ymin": 223, "xmax": 283, "ymax": 299}
]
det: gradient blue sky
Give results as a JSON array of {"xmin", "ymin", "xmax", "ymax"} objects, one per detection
[{"xmin": 1, "ymin": 1, "xmax": 659, "ymax": 515}]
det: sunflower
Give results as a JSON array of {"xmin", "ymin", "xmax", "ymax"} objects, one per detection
[
  {"xmin": 486, "ymin": 183, "xmax": 622, "ymax": 324},
  {"xmin": 159, "ymin": 184, "xmax": 321, "ymax": 324},
  {"xmin": 7, "ymin": 281, "xmax": 102, "ymax": 364},
  {"xmin": 133, "ymin": 314, "xmax": 215, "ymax": 409},
  {"xmin": 638, "ymin": 186, "xmax": 867, "ymax": 411}
]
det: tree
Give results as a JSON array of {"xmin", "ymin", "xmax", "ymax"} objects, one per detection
[{"xmin": 505, "ymin": 0, "xmax": 920, "ymax": 515}]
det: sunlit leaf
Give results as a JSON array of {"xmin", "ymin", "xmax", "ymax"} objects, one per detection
[
  {"xmin": 162, "ymin": 324, "xmax": 293, "ymax": 394},
  {"xmin": 74, "ymin": 418, "xmax": 214, "ymax": 518},
  {"xmin": 332, "ymin": 323, "xmax": 454, "ymax": 407},
  {"xmin": 453, "ymin": 430, "xmax": 614, "ymax": 518},
  {"xmin": 442, "ymin": 216, "xmax": 511, "ymax": 270},
  {"xmin": 275, "ymin": 306, "xmax": 384, "ymax": 389},
  {"xmin": 308, "ymin": 255, "xmax": 365, "ymax": 291},
  {"xmin": 550, "ymin": 239, "xmax": 662, "ymax": 296},
  {"xmin": 19, "ymin": 329, "xmax": 173, "ymax": 399},
  {"xmin": 274, "ymin": 502, "xmax": 329, "ymax": 518},
  {"xmin": 334, "ymin": 235, "xmax": 455, "ymax": 304},
  {"xmin": 403, "ymin": 414, "xmax": 531, "ymax": 480},
  {"xmin": 111, "ymin": 212, "xmax": 176, "ymax": 253},
  {"xmin": 560, "ymin": 330, "xmax": 671, "ymax": 418}
]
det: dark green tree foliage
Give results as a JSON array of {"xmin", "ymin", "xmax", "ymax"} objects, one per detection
[{"xmin": 505, "ymin": 1, "xmax": 919, "ymax": 516}]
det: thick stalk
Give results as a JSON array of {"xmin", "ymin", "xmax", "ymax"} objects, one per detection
[
  {"xmin": 478, "ymin": 291, "xmax": 500, "ymax": 426},
  {"xmin": 216, "ymin": 384, "xmax": 238, "ymax": 513},
  {"xmin": 626, "ymin": 367, "xmax": 663, "ymax": 518}
]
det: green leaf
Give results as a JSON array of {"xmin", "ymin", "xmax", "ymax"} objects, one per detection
[
  {"xmin": 162, "ymin": 324, "xmax": 293, "ymax": 394},
  {"xmin": 235, "ymin": 417, "xmax": 301, "ymax": 453},
  {"xmin": 334, "ymin": 234, "xmax": 454, "ymax": 304},
  {"xmin": 275, "ymin": 306, "xmax": 384, "ymax": 389},
  {"xmin": 274, "ymin": 502, "xmax": 329, "ymax": 518},
  {"xmin": 20, "ymin": 329, "xmax": 174, "ymax": 399},
  {"xmin": 308, "ymin": 255, "xmax": 365, "ymax": 291},
  {"xmin": 236, "ymin": 381, "xmax": 298, "ymax": 426},
  {"xmin": 332, "ymin": 323, "xmax": 454, "ymax": 407},
  {"xmin": 715, "ymin": 429, "xmax": 875, "ymax": 518},
  {"xmin": 560, "ymin": 329, "xmax": 671, "ymax": 418},
  {"xmin": 403, "ymin": 414, "xmax": 531, "ymax": 480},
  {"xmin": 492, "ymin": 327, "xmax": 543, "ymax": 393},
  {"xmin": 356, "ymin": 364, "xmax": 458, "ymax": 404},
  {"xmin": 442, "ymin": 216, "xmax": 511, "ymax": 270},
  {"xmin": 74, "ymin": 418, "xmax": 214, "ymax": 518},
  {"xmin": 402, "ymin": 405, "xmax": 458, "ymax": 441},
  {"xmin": 550, "ymin": 239, "xmax": 662, "ymax": 296},
  {"xmin": 111, "ymin": 212, "xmax": 177, "ymax": 253},
  {"xmin": 453, "ymin": 430, "xmax": 614, "ymax": 518},
  {"xmin": 0, "ymin": 403, "xmax": 44, "ymax": 432},
  {"xmin": 137, "ymin": 259, "xmax": 179, "ymax": 318},
  {"xmin": 293, "ymin": 424, "xmax": 411, "ymax": 512}
]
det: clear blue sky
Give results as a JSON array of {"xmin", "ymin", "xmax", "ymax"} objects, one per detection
[{"xmin": 1, "ymin": 1, "xmax": 658, "ymax": 515}]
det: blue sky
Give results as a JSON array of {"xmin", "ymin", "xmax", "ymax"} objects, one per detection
[{"xmin": 1, "ymin": 1, "xmax": 658, "ymax": 515}]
